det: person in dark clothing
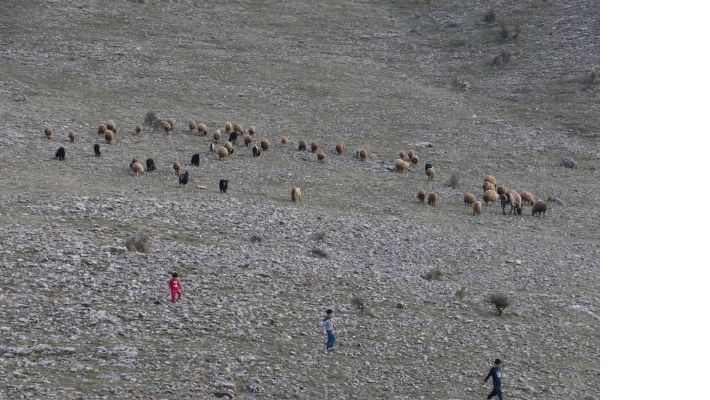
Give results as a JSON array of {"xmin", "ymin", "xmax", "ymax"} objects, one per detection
[{"xmin": 483, "ymin": 358, "xmax": 504, "ymax": 400}]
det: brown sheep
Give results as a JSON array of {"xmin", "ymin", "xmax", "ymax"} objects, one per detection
[
  {"xmin": 213, "ymin": 130, "xmax": 222, "ymax": 142},
  {"xmin": 244, "ymin": 134, "xmax": 253, "ymax": 147},
  {"xmin": 500, "ymin": 190, "xmax": 522, "ymax": 215},
  {"xmin": 233, "ymin": 123, "xmax": 244, "ymax": 135},
  {"xmin": 532, "ymin": 200, "xmax": 548, "ymax": 217},
  {"xmin": 162, "ymin": 120, "xmax": 172, "ymax": 133},
  {"xmin": 166, "ymin": 118, "xmax": 175, "ymax": 130},
  {"xmin": 188, "ymin": 119, "xmax": 196, "ymax": 132},
  {"xmin": 417, "ymin": 189, "xmax": 427, "ymax": 204},
  {"xmin": 310, "ymin": 142, "xmax": 319, "ymax": 152},
  {"xmin": 218, "ymin": 146, "xmax": 229, "ymax": 159},
  {"xmin": 473, "ymin": 201, "xmax": 483, "ymax": 216},
  {"xmin": 484, "ymin": 175, "xmax": 497, "ymax": 186},
  {"xmin": 291, "ymin": 187, "xmax": 303, "ymax": 203},
  {"xmin": 427, "ymin": 192, "xmax": 438, "ymax": 207},
  {"xmin": 224, "ymin": 122, "xmax": 233, "ymax": 134},
  {"xmin": 399, "ymin": 150, "xmax": 407, "ymax": 159},
  {"xmin": 298, "ymin": 139, "xmax": 307, "ymax": 151},
  {"xmin": 131, "ymin": 161, "xmax": 144, "ymax": 176},
  {"xmin": 173, "ymin": 160, "xmax": 181, "ymax": 174},
  {"xmin": 209, "ymin": 142, "xmax": 216, "ymax": 152},
  {"xmin": 130, "ymin": 158, "xmax": 138, "ymax": 169},
  {"xmin": 395, "ymin": 159, "xmax": 410, "ymax": 173},
  {"xmin": 410, "ymin": 154, "xmax": 419, "ymax": 166},
  {"xmin": 106, "ymin": 120, "xmax": 117, "ymax": 133},
  {"xmin": 223, "ymin": 141, "xmax": 234, "ymax": 154},
  {"xmin": 426, "ymin": 166, "xmax": 436, "ymax": 181},
  {"xmin": 464, "ymin": 193, "xmax": 476, "ymax": 205},
  {"xmin": 98, "ymin": 124, "xmax": 106, "ymax": 136},
  {"xmin": 104, "ymin": 130, "xmax": 114, "ymax": 144},
  {"xmin": 483, "ymin": 189, "xmax": 498, "ymax": 206},
  {"xmin": 135, "ymin": 125, "xmax": 144, "ymax": 136},
  {"xmin": 317, "ymin": 150, "xmax": 326, "ymax": 162},
  {"xmin": 247, "ymin": 126, "xmax": 256, "ymax": 136},
  {"xmin": 496, "ymin": 185, "xmax": 508, "ymax": 196},
  {"xmin": 44, "ymin": 127, "xmax": 53, "ymax": 139},
  {"xmin": 521, "ymin": 191, "xmax": 535, "ymax": 206},
  {"xmin": 407, "ymin": 150, "xmax": 416, "ymax": 160},
  {"xmin": 260, "ymin": 138, "xmax": 271, "ymax": 151},
  {"xmin": 281, "ymin": 136, "xmax": 289, "ymax": 144},
  {"xmin": 68, "ymin": 131, "xmax": 76, "ymax": 143},
  {"xmin": 197, "ymin": 122, "xmax": 208, "ymax": 136},
  {"xmin": 336, "ymin": 142, "xmax": 344, "ymax": 155},
  {"xmin": 483, "ymin": 181, "xmax": 496, "ymax": 192},
  {"xmin": 358, "ymin": 148, "xmax": 368, "ymax": 159}
]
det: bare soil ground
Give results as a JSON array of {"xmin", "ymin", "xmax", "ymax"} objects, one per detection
[{"xmin": 0, "ymin": 0, "xmax": 599, "ymax": 399}]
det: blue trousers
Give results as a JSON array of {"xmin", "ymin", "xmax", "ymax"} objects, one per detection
[
  {"xmin": 487, "ymin": 386, "xmax": 503, "ymax": 400},
  {"xmin": 326, "ymin": 330, "xmax": 336, "ymax": 352}
]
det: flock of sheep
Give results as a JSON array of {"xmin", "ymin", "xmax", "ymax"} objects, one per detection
[{"xmin": 46, "ymin": 117, "xmax": 547, "ymax": 217}]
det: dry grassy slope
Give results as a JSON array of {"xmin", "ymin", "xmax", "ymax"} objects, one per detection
[{"xmin": 0, "ymin": 0, "xmax": 598, "ymax": 399}]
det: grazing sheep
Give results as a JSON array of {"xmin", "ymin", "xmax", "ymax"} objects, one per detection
[
  {"xmin": 281, "ymin": 136, "xmax": 289, "ymax": 144},
  {"xmin": 358, "ymin": 148, "xmax": 368, "ymax": 159},
  {"xmin": 223, "ymin": 141, "xmax": 234, "ymax": 154},
  {"xmin": 464, "ymin": 193, "xmax": 476, "ymax": 205},
  {"xmin": 229, "ymin": 131, "xmax": 238, "ymax": 143},
  {"xmin": 473, "ymin": 201, "xmax": 483, "ymax": 216},
  {"xmin": 45, "ymin": 127, "xmax": 53, "ymax": 139},
  {"xmin": 93, "ymin": 144, "xmax": 101, "ymax": 157},
  {"xmin": 291, "ymin": 187, "xmax": 302, "ymax": 203},
  {"xmin": 483, "ymin": 189, "xmax": 498, "ymax": 205},
  {"xmin": 317, "ymin": 150, "xmax": 325, "ymax": 162},
  {"xmin": 410, "ymin": 154, "xmax": 419, "ymax": 166},
  {"xmin": 426, "ymin": 166, "xmax": 436, "ymax": 181},
  {"xmin": 500, "ymin": 190, "xmax": 522, "ymax": 215},
  {"xmin": 483, "ymin": 175, "xmax": 497, "ymax": 186},
  {"xmin": 399, "ymin": 150, "xmax": 407, "ymax": 159},
  {"xmin": 68, "ymin": 131, "xmax": 76, "ymax": 143},
  {"xmin": 132, "ymin": 161, "xmax": 145, "ymax": 176},
  {"xmin": 219, "ymin": 179, "xmax": 229, "ymax": 193},
  {"xmin": 135, "ymin": 125, "xmax": 144, "ymax": 135},
  {"xmin": 496, "ymin": 185, "xmax": 508, "ymax": 196},
  {"xmin": 244, "ymin": 134, "xmax": 253, "ymax": 147},
  {"xmin": 188, "ymin": 119, "xmax": 196, "ymax": 132},
  {"xmin": 298, "ymin": 139, "xmax": 307, "ymax": 151},
  {"xmin": 213, "ymin": 130, "xmax": 222, "ymax": 142},
  {"xmin": 407, "ymin": 150, "xmax": 416, "ymax": 160},
  {"xmin": 55, "ymin": 147, "xmax": 65, "ymax": 160},
  {"xmin": 178, "ymin": 171, "xmax": 189, "ymax": 186},
  {"xmin": 260, "ymin": 138, "xmax": 270, "ymax": 151},
  {"xmin": 191, "ymin": 153, "xmax": 200, "ymax": 167},
  {"xmin": 167, "ymin": 118, "xmax": 175, "ymax": 130},
  {"xmin": 417, "ymin": 189, "xmax": 426, "ymax": 204},
  {"xmin": 247, "ymin": 126, "xmax": 256, "ymax": 136},
  {"xmin": 146, "ymin": 158, "xmax": 156, "ymax": 172},
  {"xmin": 336, "ymin": 142, "xmax": 344, "ymax": 155},
  {"xmin": 98, "ymin": 124, "xmax": 106, "ymax": 136},
  {"xmin": 104, "ymin": 130, "xmax": 114, "ymax": 144},
  {"xmin": 173, "ymin": 160, "xmax": 181, "ymax": 174},
  {"xmin": 224, "ymin": 122, "xmax": 233, "ymax": 134},
  {"xmin": 532, "ymin": 200, "xmax": 548, "ymax": 217},
  {"xmin": 106, "ymin": 120, "xmax": 116, "ymax": 133},
  {"xmin": 521, "ymin": 191, "xmax": 535, "ymax": 206},
  {"xmin": 218, "ymin": 146, "xmax": 229, "ymax": 159},
  {"xmin": 424, "ymin": 163, "xmax": 433, "ymax": 172},
  {"xmin": 251, "ymin": 146, "xmax": 261, "ymax": 157},
  {"xmin": 427, "ymin": 192, "xmax": 438, "ymax": 207},
  {"xmin": 209, "ymin": 142, "xmax": 216, "ymax": 152},
  {"xmin": 162, "ymin": 120, "xmax": 172, "ymax": 133},
  {"xmin": 233, "ymin": 123, "xmax": 244, "ymax": 135},
  {"xmin": 130, "ymin": 158, "xmax": 138, "ymax": 169},
  {"xmin": 310, "ymin": 141, "xmax": 319, "ymax": 152},
  {"xmin": 197, "ymin": 122, "xmax": 208, "ymax": 136},
  {"xmin": 395, "ymin": 159, "xmax": 410, "ymax": 173},
  {"xmin": 483, "ymin": 181, "xmax": 496, "ymax": 192}
]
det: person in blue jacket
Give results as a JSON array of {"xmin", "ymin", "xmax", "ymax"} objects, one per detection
[
  {"xmin": 483, "ymin": 358, "xmax": 504, "ymax": 400},
  {"xmin": 321, "ymin": 309, "xmax": 336, "ymax": 353}
]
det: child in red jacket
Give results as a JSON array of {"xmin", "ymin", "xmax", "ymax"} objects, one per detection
[{"xmin": 168, "ymin": 272, "xmax": 182, "ymax": 303}]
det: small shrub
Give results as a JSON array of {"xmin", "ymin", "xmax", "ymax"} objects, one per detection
[
  {"xmin": 448, "ymin": 174, "xmax": 461, "ymax": 189},
  {"xmin": 250, "ymin": 234, "xmax": 264, "ymax": 243},
  {"xmin": 310, "ymin": 248, "xmax": 328, "ymax": 258},
  {"xmin": 484, "ymin": 9, "xmax": 496, "ymax": 23},
  {"xmin": 422, "ymin": 268, "xmax": 444, "ymax": 281},
  {"xmin": 492, "ymin": 51, "xmax": 512, "ymax": 67},
  {"xmin": 454, "ymin": 287, "xmax": 465, "ymax": 303},
  {"xmin": 143, "ymin": 111, "xmax": 161, "ymax": 131},
  {"xmin": 488, "ymin": 293, "xmax": 510, "ymax": 315},
  {"xmin": 351, "ymin": 297, "xmax": 366, "ymax": 313},
  {"xmin": 498, "ymin": 21, "xmax": 520, "ymax": 40},
  {"xmin": 125, "ymin": 234, "xmax": 151, "ymax": 253},
  {"xmin": 313, "ymin": 232, "xmax": 327, "ymax": 241}
]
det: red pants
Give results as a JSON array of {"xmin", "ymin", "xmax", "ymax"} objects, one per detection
[{"xmin": 171, "ymin": 289, "xmax": 182, "ymax": 303}]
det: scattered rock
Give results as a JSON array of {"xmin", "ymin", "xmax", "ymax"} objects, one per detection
[{"xmin": 561, "ymin": 157, "xmax": 576, "ymax": 168}]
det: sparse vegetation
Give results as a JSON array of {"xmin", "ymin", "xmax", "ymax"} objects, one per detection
[
  {"xmin": 448, "ymin": 174, "xmax": 461, "ymax": 189},
  {"xmin": 124, "ymin": 234, "xmax": 151, "ymax": 253},
  {"xmin": 492, "ymin": 51, "xmax": 512, "ymax": 67},
  {"xmin": 498, "ymin": 21, "xmax": 520, "ymax": 40},
  {"xmin": 488, "ymin": 293, "xmax": 510, "ymax": 315},
  {"xmin": 422, "ymin": 268, "xmax": 445, "ymax": 281},
  {"xmin": 310, "ymin": 248, "xmax": 328, "ymax": 258},
  {"xmin": 250, "ymin": 234, "xmax": 264, "ymax": 243},
  {"xmin": 484, "ymin": 9, "xmax": 496, "ymax": 23},
  {"xmin": 143, "ymin": 111, "xmax": 161, "ymax": 131},
  {"xmin": 351, "ymin": 297, "xmax": 366, "ymax": 313}
]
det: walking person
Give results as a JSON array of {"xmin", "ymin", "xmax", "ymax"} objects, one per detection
[
  {"xmin": 483, "ymin": 358, "xmax": 504, "ymax": 400},
  {"xmin": 321, "ymin": 309, "xmax": 336, "ymax": 353},
  {"xmin": 168, "ymin": 272, "xmax": 182, "ymax": 303}
]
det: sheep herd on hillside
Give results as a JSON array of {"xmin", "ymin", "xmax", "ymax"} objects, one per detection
[{"xmin": 45, "ymin": 115, "xmax": 548, "ymax": 217}]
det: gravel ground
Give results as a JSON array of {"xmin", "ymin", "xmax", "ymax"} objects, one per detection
[{"xmin": 0, "ymin": 0, "xmax": 599, "ymax": 399}]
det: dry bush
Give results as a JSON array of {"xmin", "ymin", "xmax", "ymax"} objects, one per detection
[
  {"xmin": 484, "ymin": 9, "xmax": 496, "ymax": 23},
  {"xmin": 125, "ymin": 234, "xmax": 151, "ymax": 253},
  {"xmin": 488, "ymin": 293, "xmax": 510, "ymax": 315},
  {"xmin": 351, "ymin": 297, "xmax": 366, "ymax": 313},
  {"xmin": 492, "ymin": 51, "xmax": 512, "ymax": 67},
  {"xmin": 310, "ymin": 248, "xmax": 328, "ymax": 258},
  {"xmin": 250, "ymin": 234, "xmax": 264, "ymax": 243},
  {"xmin": 422, "ymin": 268, "xmax": 444, "ymax": 281},
  {"xmin": 448, "ymin": 174, "xmax": 461, "ymax": 189},
  {"xmin": 313, "ymin": 232, "xmax": 327, "ymax": 241},
  {"xmin": 143, "ymin": 111, "xmax": 161, "ymax": 131},
  {"xmin": 498, "ymin": 21, "xmax": 520, "ymax": 40},
  {"xmin": 454, "ymin": 287, "xmax": 465, "ymax": 303}
]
